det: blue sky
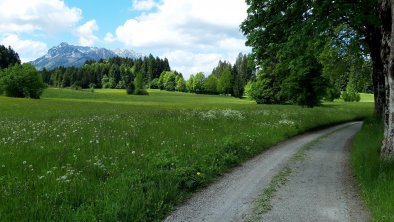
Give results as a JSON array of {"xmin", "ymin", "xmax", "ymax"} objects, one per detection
[{"xmin": 0, "ymin": 0, "xmax": 250, "ymax": 78}]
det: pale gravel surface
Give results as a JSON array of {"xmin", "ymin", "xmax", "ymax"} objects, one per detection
[
  {"xmin": 163, "ymin": 122, "xmax": 364, "ymax": 222},
  {"xmin": 260, "ymin": 122, "xmax": 369, "ymax": 222}
]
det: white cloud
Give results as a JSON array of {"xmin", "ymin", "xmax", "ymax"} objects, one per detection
[
  {"xmin": 0, "ymin": 0, "xmax": 82, "ymax": 33},
  {"xmin": 109, "ymin": 0, "xmax": 250, "ymax": 78},
  {"xmin": 132, "ymin": 0, "xmax": 157, "ymax": 11},
  {"xmin": 104, "ymin": 33, "xmax": 116, "ymax": 43},
  {"xmin": 0, "ymin": 34, "xmax": 47, "ymax": 62},
  {"xmin": 113, "ymin": 0, "xmax": 248, "ymax": 49},
  {"xmin": 76, "ymin": 20, "xmax": 99, "ymax": 46},
  {"xmin": 163, "ymin": 50, "xmax": 223, "ymax": 76}
]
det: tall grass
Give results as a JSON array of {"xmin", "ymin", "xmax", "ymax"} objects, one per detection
[
  {"xmin": 352, "ymin": 118, "xmax": 394, "ymax": 222},
  {"xmin": 0, "ymin": 88, "xmax": 373, "ymax": 221}
]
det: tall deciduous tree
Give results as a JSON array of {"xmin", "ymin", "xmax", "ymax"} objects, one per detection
[
  {"xmin": 133, "ymin": 71, "xmax": 148, "ymax": 95},
  {"xmin": 204, "ymin": 74, "xmax": 218, "ymax": 94},
  {"xmin": 217, "ymin": 67, "xmax": 232, "ymax": 95},
  {"xmin": 192, "ymin": 72, "xmax": 206, "ymax": 94},
  {"xmin": 241, "ymin": 0, "xmax": 393, "ymax": 157},
  {"xmin": 380, "ymin": 0, "xmax": 394, "ymax": 158},
  {"xmin": 241, "ymin": 0, "xmax": 383, "ymax": 110}
]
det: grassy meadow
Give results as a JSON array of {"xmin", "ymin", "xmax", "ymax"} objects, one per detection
[
  {"xmin": 0, "ymin": 88, "xmax": 373, "ymax": 221},
  {"xmin": 352, "ymin": 118, "xmax": 394, "ymax": 222}
]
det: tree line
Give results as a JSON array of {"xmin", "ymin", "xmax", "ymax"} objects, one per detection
[
  {"xmin": 155, "ymin": 53, "xmax": 255, "ymax": 98},
  {"xmin": 40, "ymin": 55, "xmax": 170, "ymax": 91},
  {"xmin": 39, "ymin": 52, "xmax": 256, "ymax": 98}
]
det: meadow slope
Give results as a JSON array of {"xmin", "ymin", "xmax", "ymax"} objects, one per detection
[{"xmin": 0, "ymin": 89, "xmax": 373, "ymax": 221}]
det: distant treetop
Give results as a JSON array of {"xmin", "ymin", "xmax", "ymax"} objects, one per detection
[{"xmin": 0, "ymin": 45, "xmax": 21, "ymax": 69}]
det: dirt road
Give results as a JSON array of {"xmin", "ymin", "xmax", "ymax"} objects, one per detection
[
  {"xmin": 164, "ymin": 122, "xmax": 368, "ymax": 222},
  {"xmin": 260, "ymin": 122, "xmax": 369, "ymax": 222}
]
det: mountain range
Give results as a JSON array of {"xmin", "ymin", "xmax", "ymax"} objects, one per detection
[{"xmin": 30, "ymin": 42, "xmax": 142, "ymax": 70}]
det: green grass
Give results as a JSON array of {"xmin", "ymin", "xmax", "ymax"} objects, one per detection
[
  {"xmin": 42, "ymin": 88, "xmax": 254, "ymax": 108},
  {"xmin": 0, "ymin": 88, "xmax": 373, "ymax": 221},
  {"xmin": 352, "ymin": 118, "xmax": 394, "ymax": 222},
  {"xmin": 359, "ymin": 93, "xmax": 375, "ymax": 103},
  {"xmin": 251, "ymin": 166, "xmax": 292, "ymax": 220}
]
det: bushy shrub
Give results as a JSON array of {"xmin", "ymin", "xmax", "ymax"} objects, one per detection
[
  {"xmin": 126, "ymin": 82, "xmax": 135, "ymax": 95},
  {"xmin": 342, "ymin": 91, "xmax": 360, "ymax": 102},
  {"xmin": 132, "ymin": 72, "xmax": 149, "ymax": 95},
  {"xmin": 134, "ymin": 88, "xmax": 149, "ymax": 95},
  {"xmin": 149, "ymin": 78, "xmax": 159, "ymax": 89},
  {"xmin": 324, "ymin": 86, "xmax": 341, "ymax": 101},
  {"xmin": 243, "ymin": 81, "xmax": 254, "ymax": 98},
  {"xmin": 88, "ymin": 83, "xmax": 96, "ymax": 92},
  {"xmin": 115, "ymin": 80, "xmax": 126, "ymax": 89},
  {"xmin": 70, "ymin": 83, "xmax": 81, "ymax": 90},
  {"xmin": 0, "ymin": 64, "xmax": 45, "ymax": 99}
]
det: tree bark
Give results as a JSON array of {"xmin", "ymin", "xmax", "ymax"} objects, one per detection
[
  {"xmin": 366, "ymin": 27, "xmax": 386, "ymax": 117},
  {"xmin": 380, "ymin": 0, "xmax": 394, "ymax": 159}
]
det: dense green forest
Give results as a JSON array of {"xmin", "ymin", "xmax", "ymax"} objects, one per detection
[
  {"xmin": 40, "ymin": 56, "xmax": 171, "ymax": 90},
  {"xmin": 38, "ymin": 53, "xmax": 257, "ymax": 98}
]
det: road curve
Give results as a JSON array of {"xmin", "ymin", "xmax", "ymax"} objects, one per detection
[
  {"xmin": 260, "ymin": 122, "xmax": 369, "ymax": 222},
  {"xmin": 163, "ymin": 122, "xmax": 366, "ymax": 222}
]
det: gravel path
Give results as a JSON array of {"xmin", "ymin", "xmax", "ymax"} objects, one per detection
[
  {"xmin": 260, "ymin": 122, "xmax": 369, "ymax": 222},
  {"xmin": 163, "ymin": 122, "xmax": 366, "ymax": 222}
]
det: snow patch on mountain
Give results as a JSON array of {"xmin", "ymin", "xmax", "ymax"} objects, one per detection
[{"xmin": 30, "ymin": 42, "xmax": 142, "ymax": 70}]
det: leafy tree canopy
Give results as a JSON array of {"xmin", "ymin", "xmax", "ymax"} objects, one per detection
[{"xmin": 0, "ymin": 64, "xmax": 45, "ymax": 99}]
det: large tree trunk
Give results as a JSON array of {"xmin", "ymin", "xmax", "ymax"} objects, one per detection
[
  {"xmin": 380, "ymin": 0, "xmax": 394, "ymax": 158},
  {"xmin": 366, "ymin": 27, "xmax": 386, "ymax": 117}
]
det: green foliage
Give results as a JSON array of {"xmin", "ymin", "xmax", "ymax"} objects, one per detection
[
  {"xmin": 175, "ymin": 76, "xmax": 186, "ymax": 92},
  {"xmin": 0, "ymin": 64, "xmax": 45, "ymax": 99},
  {"xmin": 281, "ymin": 56, "xmax": 328, "ymax": 107},
  {"xmin": 133, "ymin": 72, "xmax": 148, "ymax": 95},
  {"xmin": 163, "ymin": 72, "xmax": 176, "ymax": 91},
  {"xmin": 352, "ymin": 118, "xmax": 394, "ymax": 221},
  {"xmin": 158, "ymin": 71, "xmax": 180, "ymax": 91},
  {"xmin": 217, "ymin": 67, "xmax": 232, "ymax": 95},
  {"xmin": 232, "ymin": 53, "xmax": 253, "ymax": 98},
  {"xmin": 319, "ymin": 26, "xmax": 373, "ymax": 94},
  {"xmin": 186, "ymin": 74, "xmax": 194, "ymax": 92},
  {"xmin": 240, "ymin": 0, "xmax": 375, "ymax": 107},
  {"xmin": 0, "ymin": 45, "xmax": 21, "ymax": 69},
  {"xmin": 324, "ymin": 86, "xmax": 341, "ymax": 102},
  {"xmin": 101, "ymin": 75, "xmax": 113, "ymax": 89},
  {"xmin": 243, "ymin": 81, "xmax": 253, "ymax": 98},
  {"xmin": 149, "ymin": 78, "xmax": 159, "ymax": 89},
  {"xmin": 192, "ymin": 72, "xmax": 205, "ymax": 94},
  {"xmin": 0, "ymin": 88, "xmax": 373, "ymax": 221},
  {"xmin": 41, "ymin": 56, "xmax": 170, "ymax": 89},
  {"xmin": 249, "ymin": 71, "xmax": 284, "ymax": 104},
  {"xmin": 70, "ymin": 83, "xmax": 82, "ymax": 90},
  {"xmin": 342, "ymin": 91, "xmax": 361, "ymax": 102},
  {"xmin": 126, "ymin": 82, "xmax": 135, "ymax": 95},
  {"xmin": 203, "ymin": 75, "xmax": 218, "ymax": 94},
  {"xmin": 115, "ymin": 80, "xmax": 126, "ymax": 89},
  {"xmin": 342, "ymin": 81, "xmax": 361, "ymax": 102},
  {"xmin": 211, "ymin": 60, "xmax": 232, "ymax": 78},
  {"xmin": 152, "ymin": 54, "xmax": 255, "ymax": 98}
]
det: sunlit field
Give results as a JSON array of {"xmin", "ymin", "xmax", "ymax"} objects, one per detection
[{"xmin": 0, "ymin": 88, "xmax": 373, "ymax": 221}]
